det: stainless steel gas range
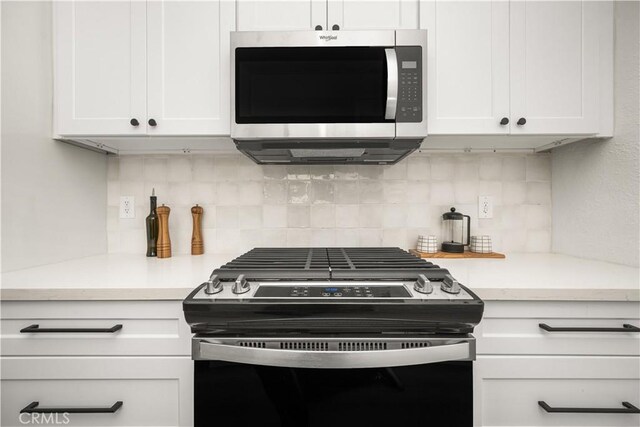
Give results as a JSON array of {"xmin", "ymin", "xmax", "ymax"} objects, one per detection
[{"xmin": 183, "ymin": 247, "xmax": 484, "ymax": 426}]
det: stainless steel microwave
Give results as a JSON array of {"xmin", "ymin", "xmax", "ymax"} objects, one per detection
[{"xmin": 230, "ymin": 30, "xmax": 427, "ymax": 165}]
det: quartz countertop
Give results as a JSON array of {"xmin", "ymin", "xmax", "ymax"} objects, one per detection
[{"xmin": 0, "ymin": 252, "xmax": 638, "ymax": 302}]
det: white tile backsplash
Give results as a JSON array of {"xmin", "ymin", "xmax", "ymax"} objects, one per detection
[
  {"xmin": 107, "ymin": 153, "xmax": 552, "ymax": 254},
  {"xmin": 335, "ymin": 204, "xmax": 360, "ymax": 228},
  {"xmin": 359, "ymin": 180, "xmax": 383, "ymax": 204},
  {"xmin": 311, "ymin": 204, "xmax": 336, "ymax": 228},
  {"xmin": 287, "ymin": 205, "xmax": 310, "ymax": 228},
  {"xmin": 263, "ymin": 205, "xmax": 287, "ymax": 229}
]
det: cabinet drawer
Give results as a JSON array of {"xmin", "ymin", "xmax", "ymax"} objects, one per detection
[
  {"xmin": 477, "ymin": 356, "xmax": 640, "ymax": 426},
  {"xmin": 0, "ymin": 301, "xmax": 191, "ymax": 356},
  {"xmin": 476, "ymin": 301, "xmax": 640, "ymax": 356},
  {"xmin": 0, "ymin": 357, "xmax": 192, "ymax": 427}
]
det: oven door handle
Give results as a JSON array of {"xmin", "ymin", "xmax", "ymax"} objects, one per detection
[
  {"xmin": 196, "ymin": 340, "xmax": 472, "ymax": 369},
  {"xmin": 384, "ymin": 48, "xmax": 398, "ymax": 120}
]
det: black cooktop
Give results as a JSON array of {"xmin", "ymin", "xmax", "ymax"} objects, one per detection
[{"xmin": 212, "ymin": 247, "xmax": 450, "ymax": 281}]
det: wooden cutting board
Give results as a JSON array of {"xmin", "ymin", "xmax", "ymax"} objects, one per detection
[{"xmin": 409, "ymin": 249, "xmax": 506, "ymax": 259}]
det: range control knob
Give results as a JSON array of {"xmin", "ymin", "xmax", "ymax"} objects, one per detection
[
  {"xmin": 414, "ymin": 274, "xmax": 433, "ymax": 294},
  {"xmin": 441, "ymin": 274, "xmax": 461, "ymax": 295},
  {"xmin": 203, "ymin": 273, "xmax": 223, "ymax": 295},
  {"xmin": 232, "ymin": 274, "xmax": 250, "ymax": 294}
]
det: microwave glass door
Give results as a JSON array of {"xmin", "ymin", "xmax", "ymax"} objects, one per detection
[{"xmin": 235, "ymin": 47, "xmax": 390, "ymax": 124}]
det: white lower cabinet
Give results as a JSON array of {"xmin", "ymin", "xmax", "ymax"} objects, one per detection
[
  {"xmin": 0, "ymin": 300, "xmax": 193, "ymax": 427},
  {"xmin": 0, "ymin": 301, "xmax": 191, "ymax": 356},
  {"xmin": 474, "ymin": 301, "xmax": 640, "ymax": 426},
  {"xmin": 476, "ymin": 357, "xmax": 640, "ymax": 426},
  {"xmin": 1, "ymin": 357, "xmax": 193, "ymax": 427},
  {"xmin": 476, "ymin": 301, "xmax": 640, "ymax": 356}
]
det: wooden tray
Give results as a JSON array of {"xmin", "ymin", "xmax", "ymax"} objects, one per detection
[{"xmin": 409, "ymin": 249, "xmax": 506, "ymax": 259}]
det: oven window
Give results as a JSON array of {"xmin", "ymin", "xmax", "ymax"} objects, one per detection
[
  {"xmin": 235, "ymin": 47, "xmax": 389, "ymax": 123},
  {"xmin": 195, "ymin": 361, "xmax": 472, "ymax": 426}
]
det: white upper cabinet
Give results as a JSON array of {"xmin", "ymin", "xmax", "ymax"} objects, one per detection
[
  {"xmin": 55, "ymin": 0, "xmax": 233, "ymax": 137},
  {"xmin": 54, "ymin": 0, "xmax": 147, "ymax": 136},
  {"xmin": 237, "ymin": 0, "xmax": 327, "ymax": 31},
  {"xmin": 509, "ymin": 0, "xmax": 599, "ymax": 135},
  {"xmin": 328, "ymin": 0, "xmax": 419, "ymax": 30},
  {"xmin": 420, "ymin": 0, "xmax": 605, "ymax": 136},
  {"xmin": 420, "ymin": 0, "xmax": 510, "ymax": 134},
  {"xmin": 147, "ymin": 1, "xmax": 235, "ymax": 135},
  {"xmin": 53, "ymin": 0, "xmax": 612, "ymax": 147},
  {"xmin": 236, "ymin": 0, "xmax": 417, "ymax": 32}
]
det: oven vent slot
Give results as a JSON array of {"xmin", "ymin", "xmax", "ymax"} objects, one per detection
[
  {"xmin": 239, "ymin": 341, "xmax": 266, "ymax": 348},
  {"xmin": 337, "ymin": 342, "xmax": 388, "ymax": 351},
  {"xmin": 401, "ymin": 342, "xmax": 430, "ymax": 349},
  {"xmin": 280, "ymin": 341, "xmax": 329, "ymax": 351}
]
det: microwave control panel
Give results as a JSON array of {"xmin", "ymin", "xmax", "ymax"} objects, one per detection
[{"xmin": 396, "ymin": 47, "xmax": 423, "ymax": 123}]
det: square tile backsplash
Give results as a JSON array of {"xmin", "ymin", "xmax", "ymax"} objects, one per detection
[{"xmin": 107, "ymin": 153, "xmax": 552, "ymax": 255}]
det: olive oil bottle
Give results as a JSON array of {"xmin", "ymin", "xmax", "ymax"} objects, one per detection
[{"xmin": 145, "ymin": 189, "xmax": 159, "ymax": 257}]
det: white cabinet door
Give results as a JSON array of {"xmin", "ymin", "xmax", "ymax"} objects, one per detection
[
  {"xmin": 476, "ymin": 356, "xmax": 640, "ymax": 426},
  {"xmin": 420, "ymin": 0, "xmax": 510, "ymax": 135},
  {"xmin": 1, "ymin": 301, "xmax": 191, "ymax": 356},
  {"xmin": 54, "ymin": 0, "xmax": 147, "ymax": 136},
  {"xmin": 328, "ymin": 0, "xmax": 419, "ymax": 30},
  {"xmin": 237, "ymin": 0, "xmax": 327, "ymax": 31},
  {"xmin": 510, "ymin": 0, "xmax": 599, "ymax": 135},
  {"xmin": 1, "ymin": 357, "xmax": 193, "ymax": 427},
  {"xmin": 147, "ymin": 1, "xmax": 235, "ymax": 135}
]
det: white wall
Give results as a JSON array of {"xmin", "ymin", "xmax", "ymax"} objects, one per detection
[
  {"xmin": 1, "ymin": 1, "xmax": 107, "ymax": 272},
  {"xmin": 552, "ymin": 1, "xmax": 640, "ymax": 267}
]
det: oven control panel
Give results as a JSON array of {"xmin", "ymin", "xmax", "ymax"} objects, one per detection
[
  {"xmin": 191, "ymin": 281, "xmax": 476, "ymax": 301},
  {"xmin": 395, "ymin": 46, "xmax": 423, "ymax": 123},
  {"xmin": 254, "ymin": 285, "xmax": 411, "ymax": 298}
]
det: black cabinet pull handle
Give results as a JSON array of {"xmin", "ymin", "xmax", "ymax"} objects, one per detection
[
  {"xmin": 516, "ymin": 117, "xmax": 526, "ymax": 125},
  {"xmin": 130, "ymin": 118, "xmax": 139, "ymax": 126},
  {"xmin": 20, "ymin": 324, "xmax": 123, "ymax": 333},
  {"xmin": 539, "ymin": 401, "xmax": 640, "ymax": 414},
  {"xmin": 539, "ymin": 323, "xmax": 640, "ymax": 333},
  {"xmin": 315, "ymin": 25, "xmax": 323, "ymax": 30},
  {"xmin": 332, "ymin": 24, "xmax": 340, "ymax": 30},
  {"xmin": 148, "ymin": 118, "xmax": 157, "ymax": 127},
  {"xmin": 21, "ymin": 401, "xmax": 123, "ymax": 414},
  {"xmin": 500, "ymin": 117, "xmax": 509, "ymax": 125}
]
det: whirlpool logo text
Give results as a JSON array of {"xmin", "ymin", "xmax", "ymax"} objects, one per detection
[{"xmin": 319, "ymin": 35, "xmax": 338, "ymax": 41}]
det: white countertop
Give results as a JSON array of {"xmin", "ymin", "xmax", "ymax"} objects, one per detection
[{"xmin": 1, "ymin": 252, "xmax": 638, "ymax": 301}]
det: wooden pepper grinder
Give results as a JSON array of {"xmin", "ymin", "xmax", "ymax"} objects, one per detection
[
  {"xmin": 191, "ymin": 205, "xmax": 204, "ymax": 255},
  {"xmin": 156, "ymin": 204, "xmax": 172, "ymax": 258}
]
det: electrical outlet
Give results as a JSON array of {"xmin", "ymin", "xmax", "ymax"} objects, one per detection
[
  {"xmin": 119, "ymin": 196, "xmax": 135, "ymax": 219},
  {"xmin": 478, "ymin": 196, "xmax": 493, "ymax": 219}
]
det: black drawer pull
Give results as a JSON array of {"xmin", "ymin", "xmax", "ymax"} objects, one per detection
[
  {"xmin": 21, "ymin": 401, "xmax": 123, "ymax": 414},
  {"xmin": 20, "ymin": 324, "xmax": 123, "ymax": 333},
  {"xmin": 539, "ymin": 400, "xmax": 640, "ymax": 414},
  {"xmin": 539, "ymin": 323, "xmax": 640, "ymax": 333}
]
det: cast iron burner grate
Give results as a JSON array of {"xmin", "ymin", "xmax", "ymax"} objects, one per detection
[{"xmin": 212, "ymin": 247, "xmax": 450, "ymax": 281}]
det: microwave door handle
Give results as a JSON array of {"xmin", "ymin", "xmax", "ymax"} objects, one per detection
[
  {"xmin": 196, "ymin": 340, "xmax": 472, "ymax": 369},
  {"xmin": 384, "ymin": 48, "xmax": 398, "ymax": 120}
]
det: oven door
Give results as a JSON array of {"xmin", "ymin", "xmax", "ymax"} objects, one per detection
[
  {"xmin": 193, "ymin": 336, "xmax": 474, "ymax": 427},
  {"xmin": 231, "ymin": 31, "xmax": 403, "ymax": 140}
]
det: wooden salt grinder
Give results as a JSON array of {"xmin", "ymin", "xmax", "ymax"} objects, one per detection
[
  {"xmin": 191, "ymin": 205, "xmax": 204, "ymax": 255},
  {"xmin": 156, "ymin": 204, "xmax": 172, "ymax": 258}
]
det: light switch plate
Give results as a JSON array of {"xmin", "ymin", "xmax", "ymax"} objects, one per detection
[
  {"xmin": 119, "ymin": 196, "xmax": 135, "ymax": 219},
  {"xmin": 478, "ymin": 196, "xmax": 493, "ymax": 219}
]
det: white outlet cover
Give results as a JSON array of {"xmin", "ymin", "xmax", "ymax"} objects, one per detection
[
  {"xmin": 478, "ymin": 195, "xmax": 493, "ymax": 219},
  {"xmin": 119, "ymin": 196, "xmax": 135, "ymax": 219}
]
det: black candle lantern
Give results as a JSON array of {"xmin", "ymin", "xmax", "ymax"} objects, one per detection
[{"xmin": 442, "ymin": 207, "xmax": 471, "ymax": 253}]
